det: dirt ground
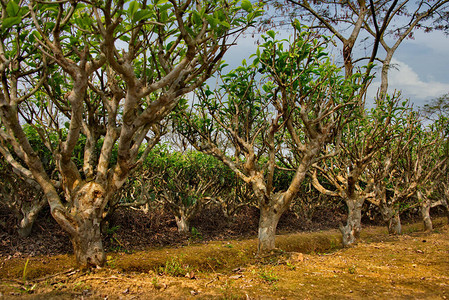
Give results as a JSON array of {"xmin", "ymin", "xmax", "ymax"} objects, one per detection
[
  {"xmin": 0, "ymin": 205, "xmax": 346, "ymax": 258},
  {"xmin": 1, "ymin": 219, "xmax": 448, "ymax": 299}
]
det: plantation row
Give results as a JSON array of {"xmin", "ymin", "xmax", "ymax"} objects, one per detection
[
  {"xmin": 1, "ymin": 112, "xmax": 448, "ymax": 245},
  {"xmin": 0, "ymin": 0, "xmax": 448, "ymax": 268}
]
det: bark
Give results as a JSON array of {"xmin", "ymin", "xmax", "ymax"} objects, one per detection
[
  {"xmin": 175, "ymin": 212, "xmax": 190, "ymax": 234},
  {"xmin": 445, "ymin": 200, "xmax": 449, "ymax": 224},
  {"xmin": 379, "ymin": 201, "xmax": 402, "ymax": 235},
  {"xmin": 70, "ymin": 215, "xmax": 105, "ymax": 268},
  {"xmin": 444, "ymin": 189, "xmax": 449, "ymax": 223},
  {"xmin": 17, "ymin": 197, "xmax": 47, "ymax": 237},
  {"xmin": 419, "ymin": 193, "xmax": 433, "ymax": 231},
  {"xmin": 52, "ymin": 182, "xmax": 107, "ymax": 268},
  {"xmin": 0, "ymin": 171, "xmax": 47, "ymax": 237},
  {"xmin": 340, "ymin": 195, "xmax": 364, "ymax": 247},
  {"xmin": 258, "ymin": 203, "xmax": 284, "ymax": 253},
  {"xmin": 379, "ymin": 50, "xmax": 394, "ymax": 97},
  {"xmin": 387, "ymin": 213, "xmax": 402, "ymax": 235}
]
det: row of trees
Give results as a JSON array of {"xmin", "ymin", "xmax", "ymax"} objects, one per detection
[
  {"xmin": 0, "ymin": 0, "xmax": 263, "ymax": 267},
  {"xmin": 1, "ymin": 0, "xmax": 448, "ymax": 268}
]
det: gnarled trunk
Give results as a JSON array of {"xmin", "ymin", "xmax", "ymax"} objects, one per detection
[
  {"xmin": 444, "ymin": 190, "xmax": 449, "ymax": 223},
  {"xmin": 379, "ymin": 201, "xmax": 402, "ymax": 235},
  {"xmin": 387, "ymin": 213, "xmax": 402, "ymax": 235},
  {"xmin": 340, "ymin": 195, "xmax": 364, "ymax": 247},
  {"xmin": 0, "ymin": 175, "xmax": 46, "ymax": 237},
  {"xmin": 69, "ymin": 215, "xmax": 105, "ymax": 268},
  {"xmin": 52, "ymin": 182, "xmax": 107, "ymax": 268},
  {"xmin": 174, "ymin": 211, "xmax": 190, "ymax": 234},
  {"xmin": 418, "ymin": 191, "xmax": 432, "ymax": 231},
  {"xmin": 17, "ymin": 198, "xmax": 47, "ymax": 237},
  {"xmin": 420, "ymin": 194, "xmax": 433, "ymax": 231},
  {"xmin": 258, "ymin": 203, "xmax": 284, "ymax": 253}
]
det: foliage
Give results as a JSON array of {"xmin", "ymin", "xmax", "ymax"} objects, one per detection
[
  {"xmin": 158, "ymin": 256, "xmax": 190, "ymax": 277},
  {"xmin": 0, "ymin": 0, "xmax": 262, "ymax": 267},
  {"xmin": 258, "ymin": 267, "xmax": 279, "ymax": 283}
]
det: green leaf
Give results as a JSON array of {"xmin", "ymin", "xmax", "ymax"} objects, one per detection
[
  {"xmin": 241, "ymin": 0, "xmax": 252, "ymax": 12},
  {"xmin": 133, "ymin": 9, "xmax": 153, "ymax": 22},
  {"xmin": 205, "ymin": 15, "xmax": 216, "ymax": 27},
  {"xmin": 42, "ymin": 5, "xmax": 58, "ymax": 13},
  {"xmin": 267, "ymin": 30, "xmax": 275, "ymax": 39},
  {"xmin": 2, "ymin": 16, "xmax": 21, "ymax": 29},
  {"xmin": 185, "ymin": 26, "xmax": 195, "ymax": 37},
  {"xmin": 119, "ymin": 35, "xmax": 131, "ymax": 42},
  {"xmin": 128, "ymin": 0, "xmax": 139, "ymax": 19},
  {"xmin": 219, "ymin": 20, "xmax": 230, "ymax": 29},
  {"xmin": 81, "ymin": 15, "xmax": 93, "ymax": 27},
  {"xmin": 262, "ymin": 84, "xmax": 271, "ymax": 93},
  {"xmin": 293, "ymin": 19, "xmax": 301, "ymax": 31},
  {"xmin": 192, "ymin": 10, "xmax": 202, "ymax": 26},
  {"xmin": 165, "ymin": 40, "xmax": 175, "ymax": 51},
  {"xmin": 160, "ymin": 10, "xmax": 169, "ymax": 23},
  {"xmin": 31, "ymin": 30, "xmax": 41, "ymax": 40},
  {"xmin": 6, "ymin": 1, "xmax": 20, "ymax": 17}
]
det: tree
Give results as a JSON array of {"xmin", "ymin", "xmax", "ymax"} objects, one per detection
[
  {"xmin": 277, "ymin": 0, "xmax": 371, "ymax": 78},
  {"xmin": 176, "ymin": 25, "xmax": 366, "ymax": 252},
  {"xmin": 0, "ymin": 0, "xmax": 260, "ymax": 267},
  {"xmin": 270, "ymin": 0, "xmax": 449, "ymax": 93},
  {"xmin": 366, "ymin": 109, "xmax": 445, "ymax": 234},
  {"xmin": 0, "ymin": 158, "xmax": 46, "ymax": 237},
  {"xmin": 418, "ymin": 96, "xmax": 449, "ymax": 229},
  {"xmin": 0, "ymin": 0, "xmax": 50, "ymax": 235},
  {"xmin": 145, "ymin": 147, "xmax": 232, "ymax": 233},
  {"xmin": 361, "ymin": 1, "xmax": 449, "ymax": 96},
  {"xmin": 311, "ymin": 93, "xmax": 404, "ymax": 246}
]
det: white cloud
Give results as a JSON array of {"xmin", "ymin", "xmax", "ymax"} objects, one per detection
[
  {"xmin": 367, "ymin": 58, "xmax": 449, "ymax": 106},
  {"xmin": 406, "ymin": 31, "xmax": 449, "ymax": 55}
]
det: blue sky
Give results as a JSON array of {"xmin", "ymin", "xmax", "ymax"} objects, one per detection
[{"xmin": 221, "ymin": 28, "xmax": 449, "ymax": 109}]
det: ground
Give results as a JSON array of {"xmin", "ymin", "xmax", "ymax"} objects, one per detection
[{"xmin": 1, "ymin": 219, "xmax": 448, "ymax": 299}]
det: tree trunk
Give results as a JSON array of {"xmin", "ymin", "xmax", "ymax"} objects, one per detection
[
  {"xmin": 340, "ymin": 195, "xmax": 364, "ymax": 247},
  {"xmin": 444, "ymin": 190, "xmax": 449, "ymax": 223},
  {"xmin": 379, "ymin": 49, "xmax": 395, "ymax": 97},
  {"xmin": 69, "ymin": 215, "xmax": 105, "ymax": 268},
  {"xmin": 418, "ymin": 191, "xmax": 432, "ymax": 231},
  {"xmin": 175, "ymin": 212, "xmax": 190, "ymax": 234},
  {"xmin": 387, "ymin": 213, "xmax": 402, "ymax": 235},
  {"xmin": 379, "ymin": 201, "xmax": 402, "ymax": 235},
  {"xmin": 17, "ymin": 197, "xmax": 47, "ymax": 237},
  {"xmin": 52, "ymin": 182, "xmax": 106, "ymax": 268},
  {"xmin": 258, "ymin": 204, "xmax": 284, "ymax": 253},
  {"xmin": 421, "ymin": 201, "xmax": 433, "ymax": 232}
]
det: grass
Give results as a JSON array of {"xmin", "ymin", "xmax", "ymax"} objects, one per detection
[
  {"xmin": 258, "ymin": 267, "xmax": 280, "ymax": 283},
  {"xmin": 1, "ymin": 219, "xmax": 448, "ymax": 299}
]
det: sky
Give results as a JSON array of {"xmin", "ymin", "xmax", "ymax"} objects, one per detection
[{"xmin": 220, "ymin": 27, "xmax": 449, "ymax": 109}]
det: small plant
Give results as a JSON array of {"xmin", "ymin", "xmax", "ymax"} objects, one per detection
[
  {"xmin": 258, "ymin": 267, "xmax": 279, "ymax": 284},
  {"xmin": 190, "ymin": 226, "xmax": 203, "ymax": 241},
  {"xmin": 106, "ymin": 226, "xmax": 131, "ymax": 253},
  {"xmin": 159, "ymin": 256, "xmax": 189, "ymax": 277},
  {"xmin": 330, "ymin": 239, "xmax": 338, "ymax": 250},
  {"xmin": 348, "ymin": 265, "xmax": 356, "ymax": 274},
  {"xmin": 106, "ymin": 225, "xmax": 120, "ymax": 235},
  {"xmin": 22, "ymin": 258, "xmax": 30, "ymax": 282},
  {"xmin": 106, "ymin": 255, "xmax": 117, "ymax": 268},
  {"xmin": 286, "ymin": 262, "xmax": 296, "ymax": 271},
  {"xmin": 73, "ymin": 281, "xmax": 91, "ymax": 291},
  {"xmin": 9, "ymin": 283, "xmax": 37, "ymax": 295},
  {"xmin": 151, "ymin": 277, "xmax": 166, "ymax": 290}
]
